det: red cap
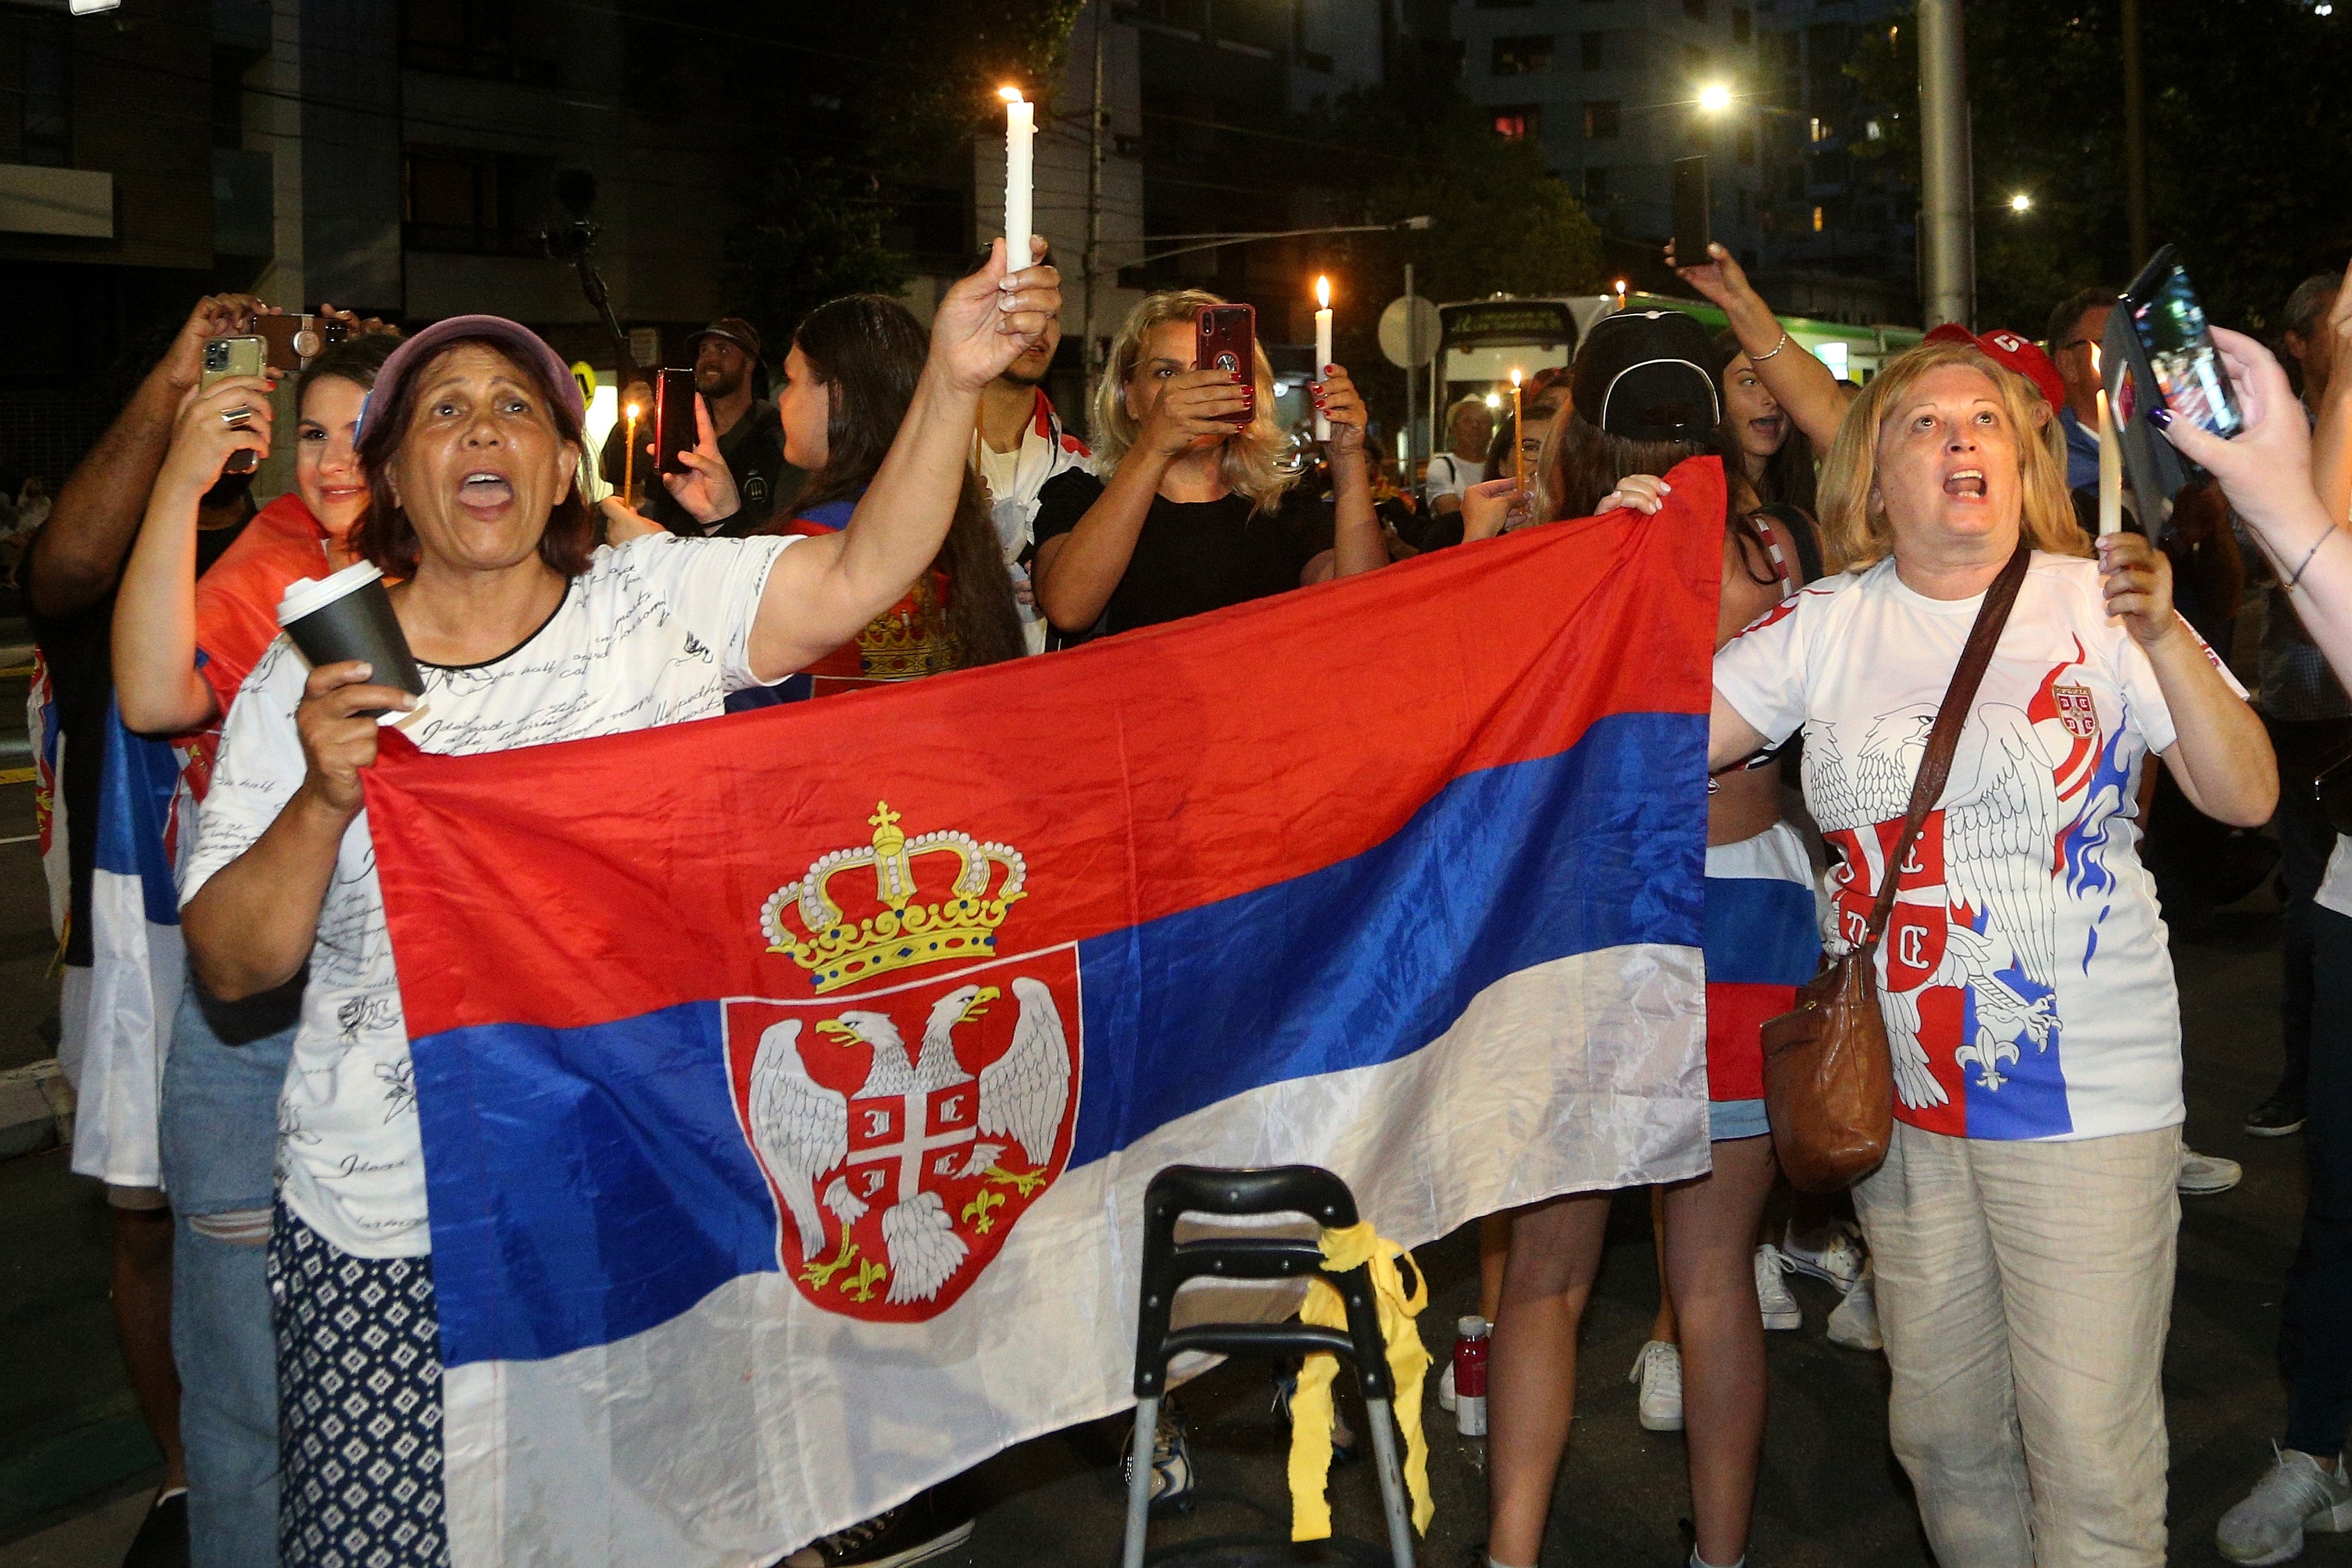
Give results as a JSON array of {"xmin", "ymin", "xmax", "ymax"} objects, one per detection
[{"xmin": 1924, "ymin": 323, "xmax": 2067, "ymax": 412}]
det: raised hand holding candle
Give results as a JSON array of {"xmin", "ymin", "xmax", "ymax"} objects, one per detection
[
  {"xmin": 2094, "ymin": 345, "xmax": 2121, "ymax": 536},
  {"xmin": 1510, "ymin": 368, "xmax": 1526, "ymax": 494},
  {"xmin": 1000, "ymin": 87, "xmax": 1034, "ymax": 270},
  {"xmin": 1313, "ymin": 275, "xmax": 1333, "ymax": 442}
]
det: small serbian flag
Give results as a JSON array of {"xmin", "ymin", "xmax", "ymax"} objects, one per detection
[{"xmin": 364, "ymin": 456, "xmax": 1727, "ymax": 1567}]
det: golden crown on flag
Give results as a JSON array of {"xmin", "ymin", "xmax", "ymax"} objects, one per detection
[{"xmin": 761, "ymin": 801, "xmax": 1028, "ymax": 993}]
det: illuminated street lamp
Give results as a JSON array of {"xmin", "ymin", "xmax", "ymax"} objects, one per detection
[
  {"xmin": 1696, "ymin": 83, "xmax": 1733, "ymax": 113},
  {"xmin": 2008, "ymin": 192, "xmax": 2034, "ymax": 214}
]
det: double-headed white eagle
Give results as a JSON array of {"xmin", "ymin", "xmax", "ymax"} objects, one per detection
[
  {"xmin": 745, "ymin": 978, "xmax": 1071, "ymax": 1305},
  {"xmin": 1809, "ymin": 702, "xmax": 2062, "ymax": 1108}
]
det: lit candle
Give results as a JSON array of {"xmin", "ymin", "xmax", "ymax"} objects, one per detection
[
  {"xmin": 1510, "ymin": 368, "xmax": 1526, "ymax": 494},
  {"xmin": 2094, "ymin": 345, "xmax": 2121, "ymax": 537},
  {"xmin": 622, "ymin": 401, "xmax": 640, "ymax": 505},
  {"xmin": 1313, "ymin": 275, "xmax": 1333, "ymax": 442},
  {"xmin": 1000, "ymin": 87, "xmax": 1034, "ymax": 271}
]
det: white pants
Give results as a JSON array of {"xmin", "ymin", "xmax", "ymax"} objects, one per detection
[{"xmin": 1852, "ymin": 1121, "xmax": 2180, "ymax": 1568}]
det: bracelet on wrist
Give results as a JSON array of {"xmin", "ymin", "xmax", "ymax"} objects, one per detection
[{"xmin": 1749, "ymin": 329, "xmax": 1791, "ymax": 362}]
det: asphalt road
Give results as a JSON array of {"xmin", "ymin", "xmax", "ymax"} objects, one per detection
[{"xmin": 0, "ymin": 823, "xmax": 2330, "ymax": 1566}]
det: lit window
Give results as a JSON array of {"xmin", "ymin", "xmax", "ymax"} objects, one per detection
[
  {"xmin": 1493, "ymin": 106, "xmax": 1540, "ymax": 139},
  {"xmin": 1865, "ymin": 119, "xmax": 1883, "ymax": 141},
  {"xmin": 1812, "ymin": 205, "xmax": 1826, "ymax": 232},
  {"xmin": 1809, "ymin": 117, "xmax": 1831, "ymax": 143}
]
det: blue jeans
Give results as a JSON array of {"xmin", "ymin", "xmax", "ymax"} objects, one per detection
[{"xmin": 160, "ymin": 972, "xmax": 298, "ymax": 1568}]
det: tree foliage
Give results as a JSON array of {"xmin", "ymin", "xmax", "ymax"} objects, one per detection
[
  {"xmin": 628, "ymin": 2, "xmax": 1086, "ymax": 353},
  {"xmin": 1847, "ymin": 1, "xmax": 2352, "ymax": 335},
  {"xmin": 1330, "ymin": 66, "xmax": 1606, "ymax": 308}
]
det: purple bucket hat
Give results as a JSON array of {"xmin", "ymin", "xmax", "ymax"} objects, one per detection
[{"xmin": 356, "ymin": 315, "xmax": 586, "ymax": 442}]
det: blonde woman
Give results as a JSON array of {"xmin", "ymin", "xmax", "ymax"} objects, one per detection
[
  {"xmin": 1710, "ymin": 341, "xmax": 2274, "ymax": 1565},
  {"xmin": 1032, "ymin": 290, "xmax": 1383, "ymax": 636}
]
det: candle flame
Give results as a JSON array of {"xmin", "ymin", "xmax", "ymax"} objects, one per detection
[
  {"xmin": 624, "ymin": 402, "xmax": 640, "ymax": 419},
  {"xmin": 2090, "ymin": 344, "xmax": 2102, "ymax": 378},
  {"xmin": 1510, "ymin": 367, "xmax": 1523, "ymax": 387},
  {"xmin": 999, "ymin": 86, "xmax": 1025, "ymax": 103},
  {"xmin": 1315, "ymin": 275, "xmax": 1330, "ymax": 310}
]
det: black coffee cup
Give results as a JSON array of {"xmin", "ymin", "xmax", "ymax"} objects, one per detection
[{"xmin": 276, "ymin": 563, "xmax": 426, "ymax": 720}]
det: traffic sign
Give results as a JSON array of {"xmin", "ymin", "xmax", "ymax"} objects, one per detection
[{"xmin": 1378, "ymin": 294, "xmax": 1441, "ymax": 368}]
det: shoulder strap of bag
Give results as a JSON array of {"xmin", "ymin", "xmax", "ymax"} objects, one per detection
[{"xmin": 1859, "ymin": 540, "xmax": 2033, "ymax": 953}]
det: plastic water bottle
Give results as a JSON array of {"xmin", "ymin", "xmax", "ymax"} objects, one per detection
[{"xmin": 1453, "ymin": 1315, "xmax": 1490, "ymax": 1436}]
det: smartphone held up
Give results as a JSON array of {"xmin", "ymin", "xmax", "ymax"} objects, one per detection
[
  {"xmin": 653, "ymin": 367, "xmax": 698, "ymax": 476},
  {"xmin": 201, "ymin": 336, "xmax": 268, "ymax": 475},
  {"xmin": 1195, "ymin": 304, "xmax": 1256, "ymax": 431}
]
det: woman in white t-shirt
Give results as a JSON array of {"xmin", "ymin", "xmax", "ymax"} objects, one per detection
[
  {"xmin": 177, "ymin": 249, "xmax": 1060, "ymax": 1567},
  {"xmin": 1711, "ymin": 340, "xmax": 2274, "ymax": 1566}
]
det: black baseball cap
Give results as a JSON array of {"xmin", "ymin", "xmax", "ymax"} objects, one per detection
[{"xmin": 1571, "ymin": 310, "xmax": 1721, "ymax": 444}]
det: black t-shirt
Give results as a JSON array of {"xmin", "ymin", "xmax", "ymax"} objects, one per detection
[
  {"xmin": 26, "ymin": 517, "xmax": 249, "ymax": 968},
  {"xmin": 1031, "ymin": 469, "xmax": 1332, "ymax": 637},
  {"xmin": 612, "ymin": 399, "xmax": 801, "ymax": 539}
]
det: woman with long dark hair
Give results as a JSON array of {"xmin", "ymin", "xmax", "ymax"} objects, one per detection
[
  {"xmin": 1465, "ymin": 310, "xmax": 1821, "ymax": 1568},
  {"xmin": 1715, "ymin": 329, "xmax": 1817, "ymax": 516},
  {"xmin": 694, "ymin": 294, "xmax": 1023, "ymax": 702}
]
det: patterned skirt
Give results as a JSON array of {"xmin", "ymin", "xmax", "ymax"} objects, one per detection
[{"xmin": 267, "ymin": 1201, "xmax": 450, "ymax": 1568}]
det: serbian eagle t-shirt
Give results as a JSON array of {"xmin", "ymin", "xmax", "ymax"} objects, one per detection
[{"xmin": 1714, "ymin": 551, "xmax": 2237, "ymax": 1142}]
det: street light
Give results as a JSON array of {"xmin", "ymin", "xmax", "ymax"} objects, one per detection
[
  {"xmin": 2008, "ymin": 192, "xmax": 2034, "ymax": 214},
  {"xmin": 1696, "ymin": 83, "xmax": 1733, "ymax": 113}
]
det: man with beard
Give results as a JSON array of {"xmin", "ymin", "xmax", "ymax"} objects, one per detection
[
  {"xmin": 971, "ymin": 251, "xmax": 1087, "ymax": 652},
  {"xmin": 624, "ymin": 317, "xmax": 798, "ymax": 537}
]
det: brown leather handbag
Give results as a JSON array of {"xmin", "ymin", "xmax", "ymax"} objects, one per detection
[{"xmin": 1761, "ymin": 541, "xmax": 2031, "ymax": 1193}]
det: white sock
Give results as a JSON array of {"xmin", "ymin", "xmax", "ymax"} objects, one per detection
[{"xmin": 1692, "ymin": 1551, "xmax": 1746, "ymax": 1568}]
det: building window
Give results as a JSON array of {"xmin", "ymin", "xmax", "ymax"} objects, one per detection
[
  {"xmin": 1583, "ymin": 167, "xmax": 1609, "ymax": 203},
  {"xmin": 1684, "ymin": 0, "xmax": 1708, "ymax": 18},
  {"xmin": 1, "ymin": 12, "xmax": 72, "ymax": 167},
  {"xmin": 1492, "ymin": 35, "xmax": 1553, "ymax": 75},
  {"xmin": 1736, "ymin": 128, "xmax": 1755, "ymax": 164},
  {"xmin": 1810, "ymin": 116, "xmax": 1832, "ymax": 143},
  {"xmin": 1865, "ymin": 118, "xmax": 1884, "ymax": 141},
  {"xmin": 1812, "ymin": 205, "xmax": 1826, "ymax": 232},
  {"xmin": 403, "ymin": 145, "xmax": 542, "ymax": 255},
  {"xmin": 1732, "ymin": 6, "xmax": 1751, "ymax": 44},
  {"xmin": 1492, "ymin": 106, "xmax": 1540, "ymax": 140},
  {"xmin": 402, "ymin": 0, "xmax": 557, "ymax": 85},
  {"xmin": 1582, "ymin": 100, "xmax": 1621, "ymax": 140},
  {"xmin": 1580, "ymin": 31, "xmax": 1603, "ymax": 69}
]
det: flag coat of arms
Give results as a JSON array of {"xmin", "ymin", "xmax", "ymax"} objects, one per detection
[{"xmin": 363, "ymin": 458, "xmax": 1728, "ymax": 1565}]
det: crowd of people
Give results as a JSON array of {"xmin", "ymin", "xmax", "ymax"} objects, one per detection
[{"xmin": 14, "ymin": 223, "xmax": 2352, "ymax": 1568}]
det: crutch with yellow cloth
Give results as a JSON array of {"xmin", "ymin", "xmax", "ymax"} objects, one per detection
[{"xmin": 1122, "ymin": 1165, "xmax": 1432, "ymax": 1568}]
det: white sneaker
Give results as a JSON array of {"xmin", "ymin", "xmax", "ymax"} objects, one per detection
[
  {"xmin": 2217, "ymin": 1444, "xmax": 2352, "ymax": 1564},
  {"xmin": 1628, "ymin": 1339, "xmax": 1683, "ymax": 1432},
  {"xmin": 1826, "ymin": 1261, "xmax": 1883, "ymax": 1351},
  {"xmin": 1437, "ymin": 1359, "xmax": 1458, "ymax": 1412},
  {"xmin": 1781, "ymin": 1219, "xmax": 1867, "ymax": 1291},
  {"xmin": 1753, "ymin": 1244, "xmax": 1802, "ymax": 1331},
  {"xmin": 2182, "ymin": 1147, "xmax": 2244, "ymax": 1196}
]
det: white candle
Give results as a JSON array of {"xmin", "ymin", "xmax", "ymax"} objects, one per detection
[
  {"xmin": 1000, "ymin": 87, "xmax": 1034, "ymax": 271},
  {"xmin": 2094, "ymin": 345, "xmax": 2121, "ymax": 537},
  {"xmin": 1313, "ymin": 275, "xmax": 1333, "ymax": 442}
]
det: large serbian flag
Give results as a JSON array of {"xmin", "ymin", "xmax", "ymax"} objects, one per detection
[{"xmin": 364, "ymin": 456, "xmax": 1727, "ymax": 1566}]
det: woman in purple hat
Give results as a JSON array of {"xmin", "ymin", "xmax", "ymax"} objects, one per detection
[{"xmin": 176, "ymin": 247, "xmax": 1058, "ymax": 1567}]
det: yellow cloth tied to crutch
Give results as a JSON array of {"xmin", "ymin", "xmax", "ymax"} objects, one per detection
[{"xmin": 1285, "ymin": 1221, "xmax": 1434, "ymax": 1541}]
